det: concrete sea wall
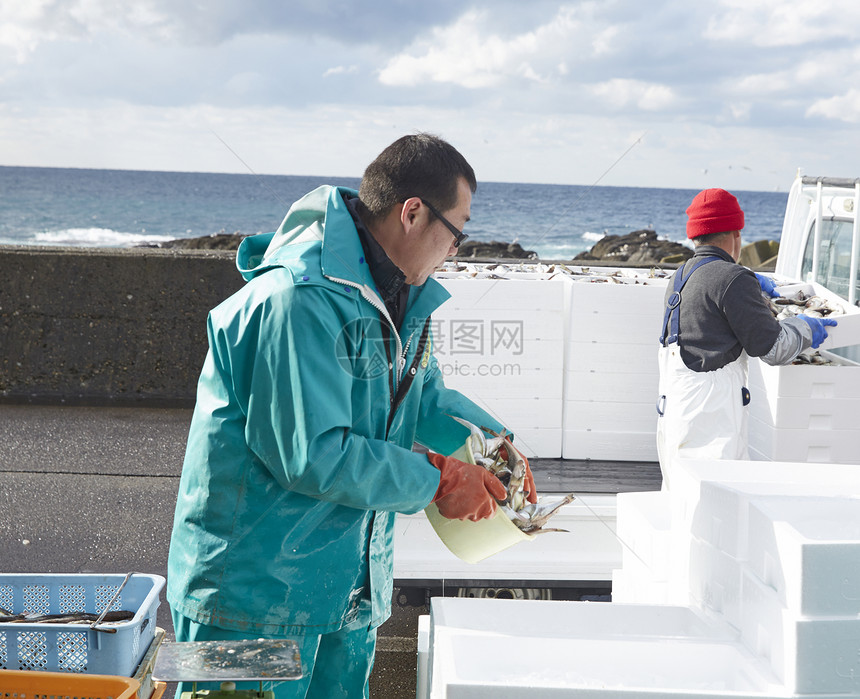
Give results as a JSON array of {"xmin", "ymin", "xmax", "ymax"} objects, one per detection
[{"xmin": 0, "ymin": 246, "xmax": 243, "ymax": 404}]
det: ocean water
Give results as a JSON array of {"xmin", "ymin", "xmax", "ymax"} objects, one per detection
[{"xmin": 0, "ymin": 166, "xmax": 789, "ymax": 259}]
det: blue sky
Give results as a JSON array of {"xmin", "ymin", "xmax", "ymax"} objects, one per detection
[{"xmin": 2, "ymin": 0, "xmax": 859, "ymax": 191}]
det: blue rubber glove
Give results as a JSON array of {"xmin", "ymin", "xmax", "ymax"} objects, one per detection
[
  {"xmin": 798, "ymin": 314, "xmax": 838, "ymax": 349},
  {"xmin": 755, "ymin": 273, "xmax": 780, "ymax": 298}
]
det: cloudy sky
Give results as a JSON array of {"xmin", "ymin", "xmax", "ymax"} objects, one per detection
[{"xmin": 2, "ymin": 0, "xmax": 859, "ymax": 191}]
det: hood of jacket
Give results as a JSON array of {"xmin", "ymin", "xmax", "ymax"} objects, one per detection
[{"xmin": 235, "ymin": 184, "xmax": 450, "ymax": 329}]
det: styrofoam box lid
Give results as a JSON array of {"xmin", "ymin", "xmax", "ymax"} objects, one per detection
[
  {"xmin": 670, "ymin": 459, "xmax": 860, "ymax": 532},
  {"xmin": 751, "ymin": 496, "xmax": 860, "ymax": 542}
]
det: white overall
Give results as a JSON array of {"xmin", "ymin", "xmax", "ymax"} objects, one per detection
[
  {"xmin": 656, "ymin": 345, "xmax": 750, "ymax": 489},
  {"xmin": 656, "ymin": 254, "xmax": 750, "ymax": 489}
]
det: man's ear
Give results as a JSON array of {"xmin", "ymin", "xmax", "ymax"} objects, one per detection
[{"xmin": 400, "ymin": 197, "xmax": 425, "ymax": 236}]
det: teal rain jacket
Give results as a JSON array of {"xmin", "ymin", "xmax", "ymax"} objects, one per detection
[{"xmin": 167, "ymin": 185, "xmax": 504, "ymax": 636}]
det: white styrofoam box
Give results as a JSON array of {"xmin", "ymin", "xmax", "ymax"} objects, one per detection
[
  {"xmin": 616, "ymin": 491, "xmax": 672, "ymax": 574},
  {"xmin": 749, "ymin": 393, "xmax": 860, "ymax": 430},
  {"xmin": 748, "ymin": 355, "xmax": 860, "ymax": 399},
  {"xmin": 562, "ymin": 428, "xmax": 658, "ymax": 461},
  {"xmin": 611, "ymin": 568, "xmax": 670, "ymax": 605},
  {"xmin": 689, "ymin": 479, "xmax": 860, "ymax": 561},
  {"xmin": 746, "ymin": 496, "xmax": 860, "ymax": 617},
  {"xmin": 568, "ymin": 278, "xmax": 667, "ymax": 328},
  {"xmin": 567, "ymin": 309, "xmax": 659, "ymax": 345},
  {"xmin": 443, "ymin": 389, "xmax": 561, "ymax": 458},
  {"xmin": 473, "ymin": 396, "xmax": 562, "ymax": 427},
  {"xmin": 566, "ymin": 340, "xmax": 659, "ymax": 375},
  {"xmin": 394, "ymin": 495, "xmax": 621, "ymax": 584},
  {"xmin": 564, "ymin": 400, "xmax": 658, "ymax": 433},
  {"xmin": 616, "ymin": 539, "xmax": 668, "ymax": 587},
  {"xmin": 690, "ymin": 480, "xmax": 753, "ymax": 559},
  {"xmin": 565, "ymin": 369, "xmax": 658, "ymax": 404},
  {"xmin": 740, "ymin": 570, "xmax": 788, "ymax": 689},
  {"xmin": 670, "ymin": 459, "xmax": 860, "ymax": 540},
  {"xmin": 499, "ymin": 427, "xmax": 561, "ymax": 459},
  {"xmin": 441, "ymin": 364, "xmax": 563, "ymax": 398},
  {"xmin": 740, "ymin": 570, "xmax": 860, "ymax": 695},
  {"xmin": 748, "ymin": 414, "xmax": 860, "ymax": 464},
  {"xmin": 434, "ymin": 278, "xmax": 566, "ymax": 422},
  {"xmin": 428, "ymin": 598, "xmax": 776, "ymax": 698},
  {"xmin": 688, "ymin": 537, "xmax": 743, "ymax": 628},
  {"xmin": 417, "ymin": 614, "xmax": 431, "ymax": 699}
]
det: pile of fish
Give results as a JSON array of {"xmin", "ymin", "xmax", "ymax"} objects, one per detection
[
  {"xmin": 451, "ymin": 416, "xmax": 575, "ymax": 534},
  {"xmin": 764, "ymin": 288, "xmax": 845, "ymax": 321},
  {"xmin": 763, "ymin": 288, "xmax": 845, "ymax": 365},
  {"xmin": 437, "ymin": 260, "xmax": 670, "ymax": 282}
]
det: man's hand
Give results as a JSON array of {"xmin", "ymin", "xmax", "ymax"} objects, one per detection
[
  {"xmin": 428, "ymin": 453, "xmax": 506, "ymax": 521},
  {"xmin": 798, "ymin": 314, "xmax": 838, "ymax": 349},
  {"xmin": 755, "ymin": 273, "xmax": 780, "ymax": 298}
]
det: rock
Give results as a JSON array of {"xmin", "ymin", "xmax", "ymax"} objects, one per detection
[
  {"xmin": 574, "ymin": 229, "xmax": 693, "ymax": 265},
  {"xmin": 739, "ymin": 239, "xmax": 780, "ymax": 271},
  {"xmin": 455, "ymin": 240, "xmax": 537, "ymax": 259},
  {"xmin": 140, "ymin": 232, "xmax": 249, "ymax": 250}
]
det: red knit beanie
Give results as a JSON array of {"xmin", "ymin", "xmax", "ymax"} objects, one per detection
[{"xmin": 685, "ymin": 188, "xmax": 745, "ymax": 239}]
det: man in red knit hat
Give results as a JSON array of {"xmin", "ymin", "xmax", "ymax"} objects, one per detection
[{"xmin": 655, "ymin": 188, "xmax": 836, "ymax": 487}]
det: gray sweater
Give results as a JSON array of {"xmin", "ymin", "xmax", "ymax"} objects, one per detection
[{"xmin": 662, "ymin": 246, "xmax": 811, "ymax": 371}]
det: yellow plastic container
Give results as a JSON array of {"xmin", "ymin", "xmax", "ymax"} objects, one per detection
[
  {"xmin": 0, "ymin": 669, "xmax": 140, "ymax": 699},
  {"xmin": 425, "ymin": 438, "xmax": 535, "ymax": 564}
]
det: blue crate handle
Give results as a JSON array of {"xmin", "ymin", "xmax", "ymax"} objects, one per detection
[{"xmin": 90, "ymin": 571, "xmax": 135, "ymax": 634}]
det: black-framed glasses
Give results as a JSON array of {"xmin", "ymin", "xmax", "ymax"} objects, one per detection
[{"xmin": 420, "ymin": 199, "xmax": 469, "ymax": 248}]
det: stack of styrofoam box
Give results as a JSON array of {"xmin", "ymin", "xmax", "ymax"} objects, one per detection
[
  {"xmin": 421, "ymin": 458, "xmax": 860, "ymax": 697},
  {"xmin": 747, "ymin": 352, "xmax": 860, "ymax": 464},
  {"xmin": 662, "ymin": 460, "xmax": 860, "ymax": 608},
  {"xmin": 658, "ymin": 459, "xmax": 860, "ymax": 695},
  {"xmin": 562, "ymin": 276, "xmax": 667, "ymax": 460},
  {"xmin": 434, "ymin": 276, "xmax": 569, "ymax": 457},
  {"xmin": 742, "ymin": 497, "xmax": 860, "ymax": 695}
]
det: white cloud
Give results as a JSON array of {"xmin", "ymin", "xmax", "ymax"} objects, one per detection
[
  {"xmin": 705, "ymin": 0, "xmax": 860, "ymax": 47},
  {"xmin": 378, "ymin": 5, "xmax": 597, "ymax": 89},
  {"xmin": 590, "ymin": 78, "xmax": 677, "ymax": 111},
  {"xmin": 807, "ymin": 88, "xmax": 860, "ymax": 123},
  {"xmin": 323, "ymin": 65, "xmax": 359, "ymax": 78}
]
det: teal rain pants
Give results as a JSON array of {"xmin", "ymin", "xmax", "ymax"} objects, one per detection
[{"xmin": 171, "ymin": 610, "xmax": 377, "ymax": 698}]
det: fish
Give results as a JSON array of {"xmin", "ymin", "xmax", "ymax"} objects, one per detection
[
  {"xmin": 764, "ymin": 289, "xmax": 845, "ymax": 321},
  {"xmin": 0, "ymin": 610, "xmax": 134, "ymax": 625},
  {"xmin": 448, "ymin": 415, "xmax": 575, "ymax": 533}
]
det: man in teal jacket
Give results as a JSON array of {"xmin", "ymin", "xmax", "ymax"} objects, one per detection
[{"xmin": 167, "ymin": 134, "xmax": 532, "ymax": 697}]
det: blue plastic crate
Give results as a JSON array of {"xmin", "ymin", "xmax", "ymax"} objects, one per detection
[{"xmin": 0, "ymin": 572, "xmax": 164, "ymax": 677}]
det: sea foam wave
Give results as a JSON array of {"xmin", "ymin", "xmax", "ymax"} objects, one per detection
[{"xmin": 30, "ymin": 228, "xmax": 177, "ymax": 247}]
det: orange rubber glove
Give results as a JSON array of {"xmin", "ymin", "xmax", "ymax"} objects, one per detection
[
  {"xmin": 499, "ymin": 441, "xmax": 538, "ymax": 504},
  {"xmin": 428, "ymin": 453, "xmax": 507, "ymax": 521}
]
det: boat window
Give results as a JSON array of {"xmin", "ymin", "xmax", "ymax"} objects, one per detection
[{"xmin": 800, "ymin": 218, "xmax": 858, "ymax": 301}]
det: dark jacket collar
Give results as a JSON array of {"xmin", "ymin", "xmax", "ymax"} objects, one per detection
[{"xmin": 345, "ymin": 196, "xmax": 407, "ymax": 303}]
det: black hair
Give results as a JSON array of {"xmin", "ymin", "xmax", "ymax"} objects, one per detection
[
  {"xmin": 358, "ymin": 133, "xmax": 476, "ymax": 223},
  {"xmin": 692, "ymin": 230, "xmax": 735, "ymax": 247}
]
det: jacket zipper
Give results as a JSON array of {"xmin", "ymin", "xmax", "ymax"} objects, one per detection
[
  {"xmin": 325, "ymin": 276, "xmax": 407, "ymax": 380},
  {"xmin": 326, "ymin": 274, "xmax": 428, "ymax": 439}
]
